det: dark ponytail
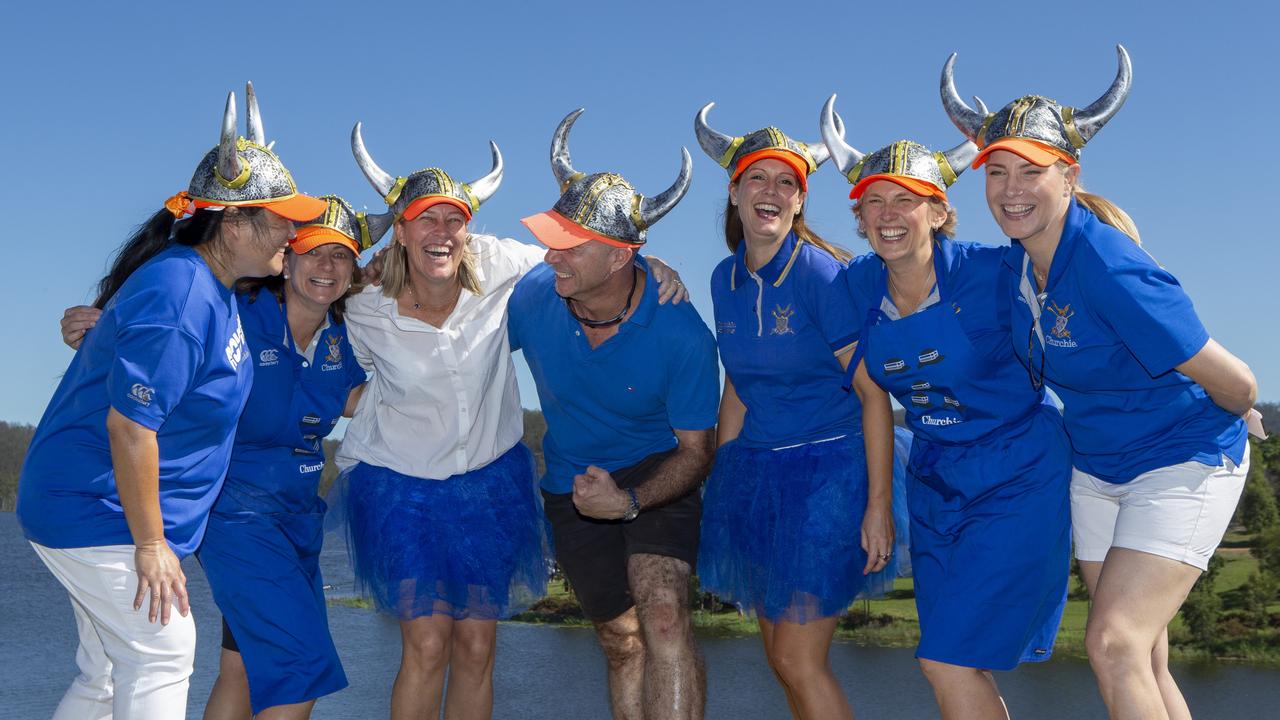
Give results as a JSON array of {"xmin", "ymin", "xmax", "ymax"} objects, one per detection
[{"xmin": 94, "ymin": 206, "xmax": 265, "ymax": 308}]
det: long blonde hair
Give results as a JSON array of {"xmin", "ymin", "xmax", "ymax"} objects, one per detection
[
  {"xmin": 1060, "ymin": 162, "xmax": 1141, "ymax": 244},
  {"xmin": 723, "ymin": 199, "xmax": 852, "ymax": 263},
  {"xmin": 380, "ymin": 232, "xmax": 482, "ymax": 299}
]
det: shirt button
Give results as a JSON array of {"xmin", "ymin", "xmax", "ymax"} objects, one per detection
[
  {"xmin": 575, "ymin": 330, "xmax": 581, "ymax": 336},
  {"xmin": 302, "ymin": 361, "xmax": 309, "ymax": 367}
]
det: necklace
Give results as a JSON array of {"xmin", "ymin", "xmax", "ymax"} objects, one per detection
[
  {"xmin": 565, "ymin": 268, "xmax": 638, "ymax": 328},
  {"xmin": 407, "ymin": 281, "xmax": 460, "ymax": 313},
  {"xmin": 888, "ymin": 266, "xmax": 936, "ymax": 315}
]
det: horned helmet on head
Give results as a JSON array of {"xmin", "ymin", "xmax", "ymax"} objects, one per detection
[
  {"xmin": 167, "ymin": 82, "xmax": 327, "ymax": 221},
  {"xmin": 941, "ymin": 45, "xmax": 1132, "ymax": 168},
  {"xmin": 694, "ymin": 103, "xmax": 833, "ymax": 190},
  {"xmin": 290, "ymin": 195, "xmax": 393, "ymax": 256},
  {"xmin": 521, "ymin": 109, "xmax": 693, "ymax": 249},
  {"xmin": 820, "ymin": 94, "xmax": 977, "ymax": 201},
  {"xmin": 350, "ymin": 123, "xmax": 503, "ymax": 222}
]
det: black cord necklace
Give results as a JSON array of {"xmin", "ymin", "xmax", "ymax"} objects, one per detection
[{"xmin": 565, "ymin": 267, "xmax": 638, "ymax": 329}]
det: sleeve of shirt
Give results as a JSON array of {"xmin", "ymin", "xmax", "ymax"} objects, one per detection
[
  {"xmin": 107, "ymin": 323, "xmax": 205, "ymax": 431},
  {"xmin": 665, "ymin": 319, "xmax": 720, "ymax": 431},
  {"xmin": 490, "ymin": 235, "xmax": 546, "ymax": 280},
  {"xmin": 804, "ymin": 259, "xmax": 861, "ymax": 356},
  {"xmin": 345, "ymin": 320, "xmax": 375, "ymax": 374},
  {"xmin": 1088, "ymin": 245, "xmax": 1210, "ymax": 377},
  {"xmin": 343, "ymin": 334, "xmax": 368, "ymax": 389}
]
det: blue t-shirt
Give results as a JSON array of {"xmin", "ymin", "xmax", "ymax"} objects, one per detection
[
  {"xmin": 711, "ymin": 232, "xmax": 861, "ymax": 448},
  {"xmin": 18, "ymin": 245, "xmax": 253, "ymax": 557},
  {"xmin": 508, "ymin": 256, "xmax": 720, "ymax": 494},
  {"xmin": 221, "ymin": 291, "xmax": 366, "ymax": 514},
  {"xmin": 1004, "ymin": 199, "xmax": 1246, "ymax": 483},
  {"xmin": 846, "ymin": 238, "xmax": 1045, "ymax": 446}
]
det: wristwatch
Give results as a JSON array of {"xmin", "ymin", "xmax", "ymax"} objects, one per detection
[{"xmin": 622, "ymin": 488, "xmax": 641, "ymax": 521}]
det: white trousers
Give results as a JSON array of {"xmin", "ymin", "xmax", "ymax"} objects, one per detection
[{"xmin": 32, "ymin": 542, "xmax": 196, "ymax": 720}]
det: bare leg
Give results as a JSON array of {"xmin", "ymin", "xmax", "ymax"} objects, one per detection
[
  {"xmin": 442, "ymin": 619, "xmax": 498, "ymax": 720},
  {"xmin": 202, "ymin": 649, "xmax": 251, "ymax": 720},
  {"xmin": 757, "ymin": 618, "xmax": 801, "ymax": 718},
  {"xmin": 764, "ymin": 616, "xmax": 853, "ymax": 720},
  {"xmin": 392, "ymin": 614, "xmax": 454, "ymax": 720},
  {"xmin": 917, "ymin": 659, "xmax": 1008, "ymax": 720},
  {"xmin": 628, "ymin": 553, "xmax": 705, "ymax": 720},
  {"xmin": 1152, "ymin": 629, "xmax": 1191, "ymax": 720},
  {"xmin": 1079, "ymin": 551, "xmax": 1201, "ymax": 720},
  {"xmin": 595, "ymin": 607, "xmax": 646, "ymax": 720},
  {"xmin": 257, "ymin": 700, "xmax": 316, "ymax": 720}
]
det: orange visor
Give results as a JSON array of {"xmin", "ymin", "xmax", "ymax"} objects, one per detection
[
  {"xmin": 731, "ymin": 148, "xmax": 812, "ymax": 190},
  {"xmin": 400, "ymin": 195, "xmax": 473, "ymax": 222},
  {"xmin": 972, "ymin": 137, "xmax": 1077, "ymax": 169},
  {"xmin": 190, "ymin": 192, "xmax": 329, "ymax": 222},
  {"xmin": 289, "ymin": 226, "xmax": 361, "ymax": 256},
  {"xmin": 521, "ymin": 210, "xmax": 639, "ymax": 250},
  {"xmin": 850, "ymin": 173, "xmax": 947, "ymax": 201}
]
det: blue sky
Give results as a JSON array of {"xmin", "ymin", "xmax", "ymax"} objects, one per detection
[{"xmin": 3, "ymin": 1, "xmax": 1275, "ymax": 424}]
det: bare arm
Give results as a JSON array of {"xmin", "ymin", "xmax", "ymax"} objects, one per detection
[
  {"xmin": 716, "ymin": 375, "xmax": 746, "ymax": 447},
  {"xmin": 106, "ymin": 408, "xmax": 189, "ymax": 625},
  {"xmin": 1176, "ymin": 338, "xmax": 1257, "ymax": 417},
  {"xmin": 343, "ymin": 382, "xmax": 367, "ymax": 418},
  {"xmin": 848, "ymin": 352, "xmax": 895, "ymax": 575},
  {"xmin": 572, "ymin": 427, "xmax": 716, "ymax": 519}
]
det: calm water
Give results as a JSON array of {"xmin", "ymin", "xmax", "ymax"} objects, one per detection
[{"xmin": 2, "ymin": 513, "xmax": 1277, "ymax": 719}]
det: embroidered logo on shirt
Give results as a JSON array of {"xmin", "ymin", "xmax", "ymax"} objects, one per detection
[
  {"xmin": 943, "ymin": 396, "xmax": 965, "ymax": 412},
  {"xmin": 911, "ymin": 380, "xmax": 931, "ymax": 391},
  {"xmin": 128, "ymin": 383, "xmax": 154, "ymax": 406},
  {"xmin": 910, "ymin": 394, "xmax": 931, "ymax": 407},
  {"xmin": 770, "ymin": 305, "xmax": 796, "ymax": 336},
  {"xmin": 918, "ymin": 348, "xmax": 944, "ymax": 365},
  {"xmin": 225, "ymin": 316, "xmax": 247, "ymax": 369},
  {"xmin": 259, "ymin": 348, "xmax": 279, "ymax": 367},
  {"xmin": 301, "ymin": 414, "xmax": 322, "ymax": 426},
  {"xmin": 1046, "ymin": 300, "xmax": 1079, "ymax": 347},
  {"xmin": 321, "ymin": 335, "xmax": 345, "ymax": 372},
  {"xmin": 921, "ymin": 415, "xmax": 964, "ymax": 426},
  {"xmin": 716, "ymin": 320, "xmax": 736, "ymax": 335},
  {"xmin": 883, "ymin": 358, "xmax": 907, "ymax": 374}
]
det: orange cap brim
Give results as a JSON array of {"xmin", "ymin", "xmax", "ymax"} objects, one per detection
[
  {"xmin": 289, "ymin": 226, "xmax": 361, "ymax": 256},
  {"xmin": 731, "ymin": 148, "xmax": 811, "ymax": 191},
  {"xmin": 400, "ymin": 195, "xmax": 473, "ymax": 222},
  {"xmin": 972, "ymin": 138, "xmax": 1077, "ymax": 169},
  {"xmin": 521, "ymin": 210, "xmax": 638, "ymax": 250},
  {"xmin": 850, "ymin": 174, "xmax": 947, "ymax": 201},
  {"xmin": 192, "ymin": 192, "xmax": 329, "ymax": 222}
]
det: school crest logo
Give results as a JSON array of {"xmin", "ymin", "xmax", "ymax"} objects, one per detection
[
  {"xmin": 770, "ymin": 305, "xmax": 796, "ymax": 336},
  {"xmin": 324, "ymin": 335, "xmax": 343, "ymax": 364},
  {"xmin": 1046, "ymin": 300, "xmax": 1078, "ymax": 348}
]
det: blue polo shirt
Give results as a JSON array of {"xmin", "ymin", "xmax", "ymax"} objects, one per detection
[
  {"xmin": 711, "ymin": 232, "xmax": 861, "ymax": 448},
  {"xmin": 18, "ymin": 245, "xmax": 253, "ymax": 557},
  {"xmin": 222, "ymin": 291, "xmax": 366, "ymax": 513},
  {"xmin": 1005, "ymin": 199, "xmax": 1246, "ymax": 483},
  {"xmin": 508, "ymin": 256, "xmax": 720, "ymax": 494}
]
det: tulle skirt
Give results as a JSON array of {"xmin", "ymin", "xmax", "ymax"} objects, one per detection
[
  {"xmin": 330, "ymin": 443, "xmax": 549, "ymax": 621},
  {"xmin": 698, "ymin": 432, "xmax": 910, "ymax": 623}
]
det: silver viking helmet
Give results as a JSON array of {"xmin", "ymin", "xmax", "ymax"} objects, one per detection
[
  {"xmin": 351, "ymin": 122, "xmax": 502, "ymax": 220},
  {"xmin": 184, "ymin": 82, "xmax": 323, "ymax": 220},
  {"xmin": 820, "ymin": 94, "xmax": 977, "ymax": 199},
  {"xmin": 694, "ymin": 102, "xmax": 832, "ymax": 187},
  {"xmin": 291, "ymin": 195, "xmax": 394, "ymax": 255},
  {"xmin": 941, "ymin": 45, "xmax": 1132, "ymax": 164},
  {"xmin": 522, "ymin": 108, "xmax": 693, "ymax": 248}
]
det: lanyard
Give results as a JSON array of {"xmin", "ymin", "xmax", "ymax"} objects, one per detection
[{"xmin": 1019, "ymin": 254, "xmax": 1047, "ymax": 349}]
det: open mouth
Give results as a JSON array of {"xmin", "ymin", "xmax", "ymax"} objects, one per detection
[
  {"xmin": 424, "ymin": 244, "xmax": 451, "ymax": 258},
  {"xmin": 1002, "ymin": 204, "xmax": 1034, "ymax": 220},
  {"xmin": 308, "ymin": 277, "xmax": 336, "ymax": 288},
  {"xmin": 753, "ymin": 203, "xmax": 780, "ymax": 221},
  {"xmin": 878, "ymin": 228, "xmax": 907, "ymax": 242}
]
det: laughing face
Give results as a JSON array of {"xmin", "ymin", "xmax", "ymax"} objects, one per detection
[
  {"xmin": 232, "ymin": 208, "xmax": 296, "ymax": 278},
  {"xmin": 396, "ymin": 203, "xmax": 469, "ymax": 286},
  {"xmin": 285, "ymin": 243, "xmax": 356, "ymax": 311},
  {"xmin": 856, "ymin": 180, "xmax": 945, "ymax": 267},
  {"xmin": 983, "ymin": 149, "xmax": 1079, "ymax": 247},
  {"xmin": 729, "ymin": 158, "xmax": 806, "ymax": 243}
]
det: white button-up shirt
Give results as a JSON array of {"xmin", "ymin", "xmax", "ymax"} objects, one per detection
[{"xmin": 336, "ymin": 234, "xmax": 545, "ymax": 480}]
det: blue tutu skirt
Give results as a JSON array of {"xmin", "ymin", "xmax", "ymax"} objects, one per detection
[
  {"xmin": 331, "ymin": 443, "xmax": 549, "ymax": 621},
  {"xmin": 698, "ymin": 433, "xmax": 909, "ymax": 623}
]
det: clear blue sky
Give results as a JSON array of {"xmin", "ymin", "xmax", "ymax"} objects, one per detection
[{"xmin": 3, "ymin": 1, "xmax": 1274, "ymax": 424}]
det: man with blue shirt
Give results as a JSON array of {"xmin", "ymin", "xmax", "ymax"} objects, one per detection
[{"xmin": 511, "ymin": 110, "xmax": 717, "ymax": 720}]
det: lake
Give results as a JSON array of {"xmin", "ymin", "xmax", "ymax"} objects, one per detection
[{"xmin": 1, "ymin": 513, "xmax": 1277, "ymax": 718}]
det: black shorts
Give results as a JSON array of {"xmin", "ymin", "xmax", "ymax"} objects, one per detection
[{"xmin": 542, "ymin": 449, "xmax": 702, "ymax": 623}]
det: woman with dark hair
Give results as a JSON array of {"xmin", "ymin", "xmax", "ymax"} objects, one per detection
[
  {"xmin": 19, "ymin": 84, "xmax": 326, "ymax": 719},
  {"xmin": 693, "ymin": 105, "xmax": 898, "ymax": 720},
  {"xmin": 821, "ymin": 96, "xmax": 1071, "ymax": 720},
  {"xmin": 61, "ymin": 197, "xmax": 390, "ymax": 720},
  {"xmin": 944, "ymin": 47, "xmax": 1258, "ymax": 719}
]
